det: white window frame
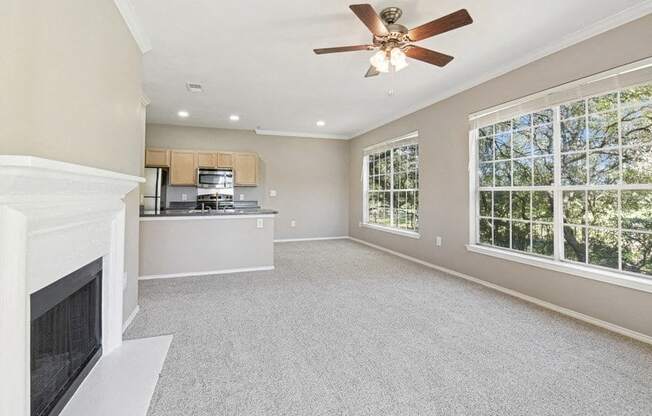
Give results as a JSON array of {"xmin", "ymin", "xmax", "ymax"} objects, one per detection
[
  {"xmin": 467, "ymin": 65, "xmax": 652, "ymax": 294},
  {"xmin": 362, "ymin": 131, "xmax": 420, "ymax": 239}
]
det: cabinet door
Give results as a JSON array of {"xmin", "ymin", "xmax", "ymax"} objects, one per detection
[
  {"xmin": 145, "ymin": 148, "xmax": 170, "ymax": 167},
  {"xmin": 217, "ymin": 152, "xmax": 233, "ymax": 169},
  {"xmin": 197, "ymin": 152, "xmax": 218, "ymax": 168},
  {"xmin": 234, "ymin": 153, "xmax": 258, "ymax": 186},
  {"xmin": 170, "ymin": 151, "xmax": 197, "ymax": 185}
]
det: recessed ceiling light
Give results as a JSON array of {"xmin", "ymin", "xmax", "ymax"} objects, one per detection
[
  {"xmin": 177, "ymin": 110, "xmax": 189, "ymax": 118},
  {"xmin": 316, "ymin": 120, "xmax": 326, "ymax": 127},
  {"xmin": 229, "ymin": 114, "xmax": 240, "ymax": 122}
]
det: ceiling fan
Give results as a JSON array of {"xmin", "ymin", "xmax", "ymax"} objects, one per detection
[{"xmin": 313, "ymin": 4, "xmax": 473, "ymax": 77}]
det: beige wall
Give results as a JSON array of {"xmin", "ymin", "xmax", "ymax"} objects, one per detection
[
  {"xmin": 0, "ymin": 0, "xmax": 145, "ymax": 322},
  {"xmin": 146, "ymin": 124, "xmax": 350, "ymax": 240},
  {"xmin": 349, "ymin": 15, "xmax": 652, "ymax": 337}
]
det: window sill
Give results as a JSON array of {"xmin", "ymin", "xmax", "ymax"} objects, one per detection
[
  {"xmin": 466, "ymin": 244, "xmax": 652, "ymax": 294},
  {"xmin": 361, "ymin": 223, "xmax": 421, "ymax": 239}
]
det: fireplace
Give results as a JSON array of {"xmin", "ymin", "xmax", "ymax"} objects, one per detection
[
  {"xmin": 30, "ymin": 259, "xmax": 103, "ymax": 416},
  {"xmin": 0, "ymin": 156, "xmax": 143, "ymax": 416}
]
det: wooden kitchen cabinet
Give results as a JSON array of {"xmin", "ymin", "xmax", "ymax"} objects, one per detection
[
  {"xmin": 170, "ymin": 151, "xmax": 197, "ymax": 185},
  {"xmin": 197, "ymin": 152, "xmax": 218, "ymax": 168},
  {"xmin": 217, "ymin": 152, "xmax": 233, "ymax": 169},
  {"xmin": 145, "ymin": 148, "xmax": 170, "ymax": 167},
  {"xmin": 233, "ymin": 153, "xmax": 258, "ymax": 186}
]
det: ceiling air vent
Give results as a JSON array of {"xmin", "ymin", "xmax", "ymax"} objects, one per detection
[{"xmin": 186, "ymin": 82, "xmax": 203, "ymax": 93}]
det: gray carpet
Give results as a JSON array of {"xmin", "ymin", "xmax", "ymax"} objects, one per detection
[{"xmin": 125, "ymin": 240, "xmax": 652, "ymax": 416}]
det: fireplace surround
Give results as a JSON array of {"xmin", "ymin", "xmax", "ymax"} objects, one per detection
[{"xmin": 0, "ymin": 156, "xmax": 143, "ymax": 416}]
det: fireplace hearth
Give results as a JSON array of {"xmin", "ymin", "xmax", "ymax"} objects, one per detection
[{"xmin": 30, "ymin": 258, "xmax": 103, "ymax": 416}]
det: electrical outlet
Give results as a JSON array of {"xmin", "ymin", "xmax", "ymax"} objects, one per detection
[
  {"xmin": 181, "ymin": 193, "xmax": 188, "ymax": 201},
  {"xmin": 256, "ymin": 218, "xmax": 264, "ymax": 228},
  {"xmin": 436, "ymin": 236, "xmax": 442, "ymax": 247},
  {"xmin": 290, "ymin": 220, "xmax": 296, "ymax": 228},
  {"xmin": 270, "ymin": 190, "xmax": 277, "ymax": 197},
  {"xmin": 239, "ymin": 194, "xmax": 245, "ymax": 201}
]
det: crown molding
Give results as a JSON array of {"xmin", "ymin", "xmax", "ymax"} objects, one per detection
[
  {"xmin": 254, "ymin": 129, "xmax": 350, "ymax": 140},
  {"xmin": 113, "ymin": 0, "xmax": 152, "ymax": 54},
  {"xmin": 351, "ymin": 0, "xmax": 652, "ymax": 139}
]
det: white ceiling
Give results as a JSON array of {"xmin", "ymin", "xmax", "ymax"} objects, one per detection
[{"xmin": 133, "ymin": 0, "xmax": 651, "ymax": 139}]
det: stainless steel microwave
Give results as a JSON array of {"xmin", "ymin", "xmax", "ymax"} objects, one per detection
[{"xmin": 196, "ymin": 168, "xmax": 234, "ymax": 189}]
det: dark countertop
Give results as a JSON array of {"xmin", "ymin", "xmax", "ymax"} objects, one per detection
[{"xmin": 140, "ymin": 208, "xmax": 278, "ymax": 218}]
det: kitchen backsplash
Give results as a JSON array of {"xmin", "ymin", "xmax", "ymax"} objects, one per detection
[
  {"xmin": 165, "ymin": 186, "xmax": 196, "ymax": 206},
  {"xmin": 165, "ymin": 185, "xmax": 264, "ymax": 208}
]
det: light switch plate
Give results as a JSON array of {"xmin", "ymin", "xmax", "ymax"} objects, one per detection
[
  {"xmin": 239, "ymin": 194, "xmax": 245, "ymax": 201},
  {"xmin": 270, "ymin": 190, "xmax": 277, "ymax": 197},
  {"xmin": 436, "ymin": 236, "xmax": 442, "ymax": 247},
  {"xmin": 256, "ymin": 218, "xmax": 264, "ymax": 228},
  {"xmin": 290, "ymin": 220, "xmax": 296, "ymax": 228},
  {"xmin": 181, "ymin": 193, "xmax": 188, "ymax": 201}
]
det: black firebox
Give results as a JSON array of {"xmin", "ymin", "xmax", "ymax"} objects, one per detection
[{"xmin": 30, "ymin": 258, "xmax": 103, "ymax": 416}]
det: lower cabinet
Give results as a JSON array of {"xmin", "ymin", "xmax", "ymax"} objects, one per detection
[
  {"xmin": 170, "ymin": 151, "xmax": 197, "ymax": 185},
  {"xmin": 234, "ymin": 153, "xmax": 258, "ymax": 186}
]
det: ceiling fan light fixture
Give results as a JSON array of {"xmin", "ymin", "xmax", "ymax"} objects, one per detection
[
  {"xmin": 390, "ymin": 47, "xmax": 408, "ymax": 72},
  {"xmin": 370, "ymin": 50, "xmax": 389, "ymax": 73},
  {"xmin": 313, "ymin": 5, "xmax": 473, "ymax": 78}
]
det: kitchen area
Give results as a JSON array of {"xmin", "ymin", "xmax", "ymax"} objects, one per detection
[{"xmin": 139, "ymin": 148, "xmax": 277, "ymax": 278}]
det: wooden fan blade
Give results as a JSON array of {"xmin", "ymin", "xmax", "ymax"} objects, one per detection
[
  {"xmin": 405, "ymin": 46, "xmax": 454, "ymax": 67},
  {"xmin": 314, "ymin": 45, "xmax": 373, "ymax": 54},
  {"xmin": 349, "ymin": 4, "xmax": 389, "ymax": 36},
  {"xmin": 408, "ymin": 9, "xmax": 473, "ymax": 41},
  {"xmin": 365, "ymin": 65, "xmax": 380, "ymax": 78}
]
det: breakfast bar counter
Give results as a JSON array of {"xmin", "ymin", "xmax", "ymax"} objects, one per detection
[{"xmin": 139, "ymin": 210, "xmax": 276, "ymax": 279}]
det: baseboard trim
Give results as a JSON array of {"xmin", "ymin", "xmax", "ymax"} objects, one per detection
[
  {"xmin": 122, "ymin": 305, "xmax": 140, "ymax": 333},
  {"xmin": 348, "ymin": 237, "xmax": 652, "ymax": 345},
  {"xmin": 139, "ymin": 266, "xmax": 274, "ymax": 280},
  {"xmin": 274, "ymin": 236, "xmax": 350, "ymax": 243}
]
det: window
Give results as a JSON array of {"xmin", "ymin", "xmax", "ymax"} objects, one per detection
[
  {"xmin": 363, "ymin": 132, "xmax": 419, "ymax": 236},
  {"xmin": 478, "ymin": 108, "xmax": 555, "ymax": 256},
  {"xmin": 471, "ymin": 78, "xmax": 652, "ymax": 282}
]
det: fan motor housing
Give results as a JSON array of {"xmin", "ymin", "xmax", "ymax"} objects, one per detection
[
  {"xmin": 380, "ymin": 7, "xmax": 402, "ymax": 24},
  {"xmin": 378, "ymin": 7, "xmax": 409, "ymax": 44}
]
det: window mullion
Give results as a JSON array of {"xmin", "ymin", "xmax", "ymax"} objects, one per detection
[
  {"xmin": 617, "ymin": 90, "xmax": 623, "ymax": 272},
  {"xmin": 390, "ymin": 150, "xmax": 395, "ymax": 228},
  {"xmin": 553, "ymin": 106, "xmax": 563, "ymax": 261},
  {"xmin": 363, "ymin": 155, "xmax": 369, "ymax": 224}
]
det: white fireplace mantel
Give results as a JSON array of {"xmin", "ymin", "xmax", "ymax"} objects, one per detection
[{"xmin": 0, "ymin": 156, "xmax": 144, "ymax": 416}]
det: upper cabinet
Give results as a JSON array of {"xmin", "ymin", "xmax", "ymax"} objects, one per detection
[
  {"xmin": 145, "ymin": 148, "xmax": 170, "ymax": 167},
  {"xmin": 146, "ymin": 148, "xmax": 259, "ymax": 187},
  {"xmin": 197, "ymin": 152, "xmax": 218, "ymax": 168},
  {"xmin": 170, "ymin": 151, "xmax": 197, "ymax": 186},
  {"xmin": 234, "ymin": 153, "xmax": 258, "ymax": 186},
  {"xmin": 217, "ymin": 152, "xmax": 233, "ymax": 169}
]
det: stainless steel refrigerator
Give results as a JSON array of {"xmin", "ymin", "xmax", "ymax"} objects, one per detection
[{"xmin": 143, "ymin": 168, "xmax": 167, "ymax": 213}]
